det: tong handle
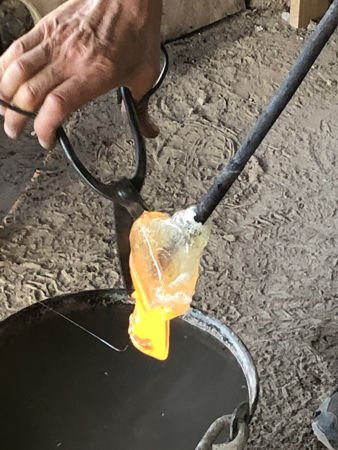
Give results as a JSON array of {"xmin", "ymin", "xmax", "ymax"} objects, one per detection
[
  {"xmin": 57, "ymin": 87, "xmax": 143, "ymax": 201},
  {"xmin": 62, "ymin": 44, "xmax": 168, "ymax": 199},
  {"xmin": 1, "ymin": 44, "xmax": 169, "ymax": 203},
  {"xmin": 119, "ymin": 87, "xmax": 146, "ymax": 193}
]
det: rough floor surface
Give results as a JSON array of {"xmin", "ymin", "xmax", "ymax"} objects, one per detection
[{"xmin": 0, "ymin": 5, "xmax": 337, "ymax": 450}]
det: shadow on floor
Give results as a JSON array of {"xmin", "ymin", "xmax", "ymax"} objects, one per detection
[{"xmin": 0, "ymin": 122, "xmax": 44, "ymax": 221}]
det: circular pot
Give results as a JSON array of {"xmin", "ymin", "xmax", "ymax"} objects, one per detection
[{"xmin": 0, "ymin": 289, "xmax": 258, "ymax": 449}]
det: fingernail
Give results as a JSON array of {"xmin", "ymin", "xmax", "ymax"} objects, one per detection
[
  {"xmin": 38, "ymin": 138, "xmax": 49, "ymax": 149},
  {"xmin": 38, "ymin": 137, "xmax": 55, "ymax": 150},
  {"xmin": 4, "ymin": 123, "xmax": 18, "ymax": 139},
  {"xmin": 38, "ymin": 135, "xmax": 56, "ymax": 150}
]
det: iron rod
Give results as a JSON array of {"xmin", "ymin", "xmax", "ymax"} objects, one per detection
[{"xmin": 195, "ymin": 0, "xmax": 338, "ymax": 224}]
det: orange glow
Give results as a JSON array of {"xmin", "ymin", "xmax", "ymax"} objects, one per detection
[
  {"xmin": 128, "ymin": 290, "xmax": 186, "ymax": 361},
  {"xmin": 128, "ymin": 210, "xmax": 210, "ymax": 361},
  {"xmin": 128, "ymin": 259, "xmax": 190, "ymax": 361}
]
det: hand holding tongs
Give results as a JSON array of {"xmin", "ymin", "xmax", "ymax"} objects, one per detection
[
  {"xmin": 57, "ymin": 45, "xmax": 169, "ymax": 296},
  {"xmin": 0, "ymin": 45, "xmax": 169, "ymax": 296}
]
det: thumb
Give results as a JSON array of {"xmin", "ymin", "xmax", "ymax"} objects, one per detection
[
  {"xmin": 125, "ymin": 64, "xmax": 160, "ymax": 139},
  {"xmin": 134, "ymin": 95, "xmax": 159, "ymax": 139}
]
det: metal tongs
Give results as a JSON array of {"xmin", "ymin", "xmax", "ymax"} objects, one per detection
[
  {"xmin": 0, "ymin": 45, "xmax": 169, "ymax": 296},
  {"xmin": 56, "ymin": 45, "xmax": 169, "ymax": 296}
]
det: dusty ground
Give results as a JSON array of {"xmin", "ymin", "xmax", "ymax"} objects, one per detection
[
  {"xmin": 0, "ymin": 0, "xmax": 33, "ymax": 52},
  {"xmin": 1, "ymin": 2, "xmax": 338, "ymax": 450}
]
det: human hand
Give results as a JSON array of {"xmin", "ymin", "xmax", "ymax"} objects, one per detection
[{"xmin": 0, "ymin": 0, "xmax": 162, "ymax": 148}]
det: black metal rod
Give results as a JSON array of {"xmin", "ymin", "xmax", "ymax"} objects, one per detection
[
  {"xmin": 195, "ymin": 0, "xmax": 338, "ymax": 224},
  {"xmin": 0, "ymin": 99, "xmax": 35, "ymax": 118},
  {"xmin": 58, "ymin": 87, "xmax": 146, "ymax": 201},
  {"xmin": 56, "ymin": 126, "xmax": 115, "ymax": 201},
  {"xmin": 120, "ymin": 87, "xmax": 147, "ymax": 192}
]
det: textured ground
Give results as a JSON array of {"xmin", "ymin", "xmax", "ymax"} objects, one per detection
[
  {"xmin": 0, "ymin": 0, "xmax": 33, "ymax": 52},
  {"xmin": 1, "ymin": 2, "xmax": 338, "ymax": 449}
]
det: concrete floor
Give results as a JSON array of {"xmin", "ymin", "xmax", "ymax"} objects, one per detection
[{"xmin": 1, "ymin": 4, "xmax": 337, "ymax": 449}]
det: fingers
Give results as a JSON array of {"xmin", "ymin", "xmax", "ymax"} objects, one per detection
[
  {"xmin": 34, "ymin": 77, "xmax": 96, "ymax": 149},
  {"xmin": 135, "ymin": 97, "xmax": 160, "ymax": 139},
  {"xmin": 1, "ymin": 44, "xmax": 50, "ymax": 101},
  {"xmin": 0, "ymin": 90, "xmax": 9, "ymax": 116},
  {"xmin": 0, "ymin": 26, "xmax": 44, "ymax": 79},
  {"xmin": 127, "ymin": 62, "xmax": 160, "ymax": 103},
  {"xmin": 127, "ymin": 63, "xmax": 161, "ymax": 138},
  {"xmin": 0, "ymin": 26, "xmax": 45, "ymax": 124},
  {"xmin": 4, "ymin": 64, "xmax": 64, "ymax": 139}
]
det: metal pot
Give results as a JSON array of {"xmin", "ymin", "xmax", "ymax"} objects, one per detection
[{"xmin": 0, "ymin": 289, "xmax": 258, "ymax": 449}]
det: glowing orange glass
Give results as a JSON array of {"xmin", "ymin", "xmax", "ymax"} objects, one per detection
[{"xmin": 127, "ymin": 209, "xmax": 210, "ymax": 361}]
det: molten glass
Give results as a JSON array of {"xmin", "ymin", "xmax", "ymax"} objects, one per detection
[{"xmin": 128, "ymin": 207, "xmax": 211, "ymax": 360}]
